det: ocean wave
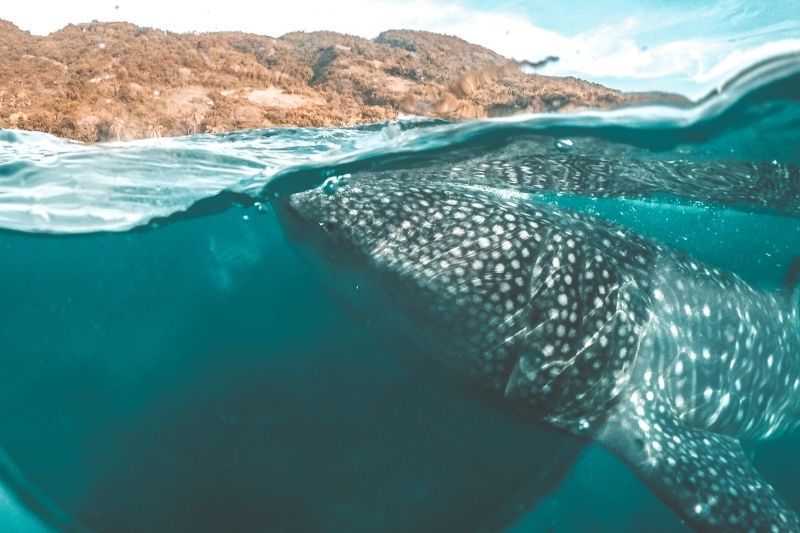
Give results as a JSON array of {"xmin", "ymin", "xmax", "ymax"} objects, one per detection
[{"xmin": 0, "ymin": 52, "xmax": 798, "ymax": 234}]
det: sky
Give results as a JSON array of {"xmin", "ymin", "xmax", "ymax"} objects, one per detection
[{"xmin": 3, "ymin": 0, "xmax": 799, "ymax": 98}]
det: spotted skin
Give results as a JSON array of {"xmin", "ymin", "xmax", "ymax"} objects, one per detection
[
  {"xmin": 281, "ymin": 178, "xmax": 800, "ymax": 532},
  {"xmin": 389, "ymin": 139, "xmax": 800, "ymax": 217}
]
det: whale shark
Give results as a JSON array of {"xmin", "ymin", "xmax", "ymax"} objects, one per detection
[{"xmin": 279, "ymin": 176, "xmax": 800, "ymax": 531}]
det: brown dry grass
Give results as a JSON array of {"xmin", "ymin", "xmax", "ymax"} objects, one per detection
[{"xmin": 0, "ymin": 21, "xmax": 689, "ymax": 142}]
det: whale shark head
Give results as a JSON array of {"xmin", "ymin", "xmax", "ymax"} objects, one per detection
[
  {"xmin": 279, "ymin": 178, "xmax": 649, "ymax": 423},
  {"xmin": 278, "ymin": 184, "xmax": 365, "ymax": 267},
  {"xmin": 279, "ymin": 180, "xmax": 523, "ymax": 388}
]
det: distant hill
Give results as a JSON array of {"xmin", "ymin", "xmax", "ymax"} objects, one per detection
[{"xmin": 0, "ymin": 20, "xmax": 689, "ymax": 142}]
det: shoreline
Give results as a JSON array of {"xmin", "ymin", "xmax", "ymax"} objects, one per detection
[{"xmin": 0, "ymin": 20, "xmax": 688, "ymax": 143}]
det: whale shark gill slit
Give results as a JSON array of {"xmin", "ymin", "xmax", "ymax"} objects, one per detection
[
  {"xmin": 785, "ymin": 257, "xmax": 800, "ymax": 320},
  {"xmin": 279, "ymin": 173, "xmax": 800, "ymax": 531}
]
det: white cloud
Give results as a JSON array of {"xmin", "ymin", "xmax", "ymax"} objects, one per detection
[{"xmin": 3, "ymin": 0, "xmax": 798, "ymax": 97}]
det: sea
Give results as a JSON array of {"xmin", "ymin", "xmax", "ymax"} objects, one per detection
[{"xmin": 0, "ymin": 54, "xmax": 799, "ymax": 532}]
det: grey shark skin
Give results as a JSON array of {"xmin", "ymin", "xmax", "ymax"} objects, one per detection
[
  {"xmin": 321, "ymin": 138, "xmax": 800, "ymax": 218},
  {"xmin": 280, "ymin": 178, "xmax": 800, "ymax": 532}
]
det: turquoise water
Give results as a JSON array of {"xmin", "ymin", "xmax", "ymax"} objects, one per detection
[{"xmin": 0, "ymin": 55, "xmax": 799, "ymax": 532}]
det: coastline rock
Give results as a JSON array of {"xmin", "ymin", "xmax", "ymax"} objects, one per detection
[{"xmin": 0, "ymin": 20, "xmax": 690, "ymax": 142}]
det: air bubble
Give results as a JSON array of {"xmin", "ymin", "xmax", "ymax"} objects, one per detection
[
  {"xmin": 556, "ymin": 139, "xmax": 574, "ymax": 150},
  {"xmin": 322, "ymin": 174, "xmax": 351, "ymax": 195}
]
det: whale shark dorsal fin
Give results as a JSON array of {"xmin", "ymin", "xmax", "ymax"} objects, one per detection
[{"xmin": 596, "ymin": 392, "xmax": 800, "ymax": 531}]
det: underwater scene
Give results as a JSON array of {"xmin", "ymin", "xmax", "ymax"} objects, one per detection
[{"xmin": 1, "ymin": 52, "xmax": 800, "ymax": 532}]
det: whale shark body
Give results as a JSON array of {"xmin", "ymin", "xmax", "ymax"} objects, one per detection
[{"xmin": 280, "ymin": 174, "xmax": 800, "ymax": 531}]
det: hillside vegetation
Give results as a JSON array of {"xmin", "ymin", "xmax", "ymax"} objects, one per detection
[{"xmin": 0, "ymin": 20, "xmax": 688, "ymax": 142}]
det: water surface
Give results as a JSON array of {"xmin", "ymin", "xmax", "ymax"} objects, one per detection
[{"xmin": 0, "ymin": 53, "xmax": 799, "ymax": 532}]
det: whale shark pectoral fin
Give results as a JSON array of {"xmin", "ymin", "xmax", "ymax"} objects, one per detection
[{"xmin": 596, "ymin": 396, "xmax": 800, "ymax": 532}]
